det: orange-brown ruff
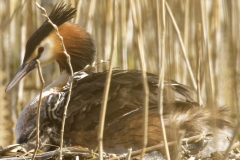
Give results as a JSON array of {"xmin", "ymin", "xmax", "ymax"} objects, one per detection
[{"xmin": 6, "ymin": 1, "xmax": 233, "ymax": 158}]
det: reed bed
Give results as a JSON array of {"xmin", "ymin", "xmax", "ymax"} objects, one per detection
[{"xmin": 0, "ymin": 0, "xmax": 239, "ymax": 159}]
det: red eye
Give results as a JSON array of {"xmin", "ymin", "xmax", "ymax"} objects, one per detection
[{"xmin": 38, "ymin": 47, "xmax": 44, "ymax": 54}]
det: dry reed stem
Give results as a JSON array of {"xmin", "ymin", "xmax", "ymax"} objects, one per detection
[
  {"xmin": 35, "ymin": 3, "xmax": 74, "ymax": 160},
  {"xmin": 174, "ymin": 130, "xmax": 185, "ymax": 159},
  {"xmin": 110, "ymin": 142, "xmax": 176, "ymax": 160},
  {"xmin": 157, "ymin": 0, "xmax": 170, "ymax": 159},
  {"xmin": 183, "ymin": 0, "xmax": 189, "ymax": 51},
  {"xmin": 126, "ymin": 148, "xmax": 132, "ymax": 160},
  {"xmin": 3, "ymin": 149, "xmax": 92, "ymax": 160},
  {"xmin": 130, "ymin": 141, "xmax": 172, "ymax": 158},
  {"xmin": 86, "ymin": 0, "xmax": 96, "ymax": 33},
  {"xmin": 98, "ymin": 1, "xmax": 117, "ymax": 159},
  {"xmin": 229, "ymin": 141, "xmax": 240, "ymax": 151},
  {"xmin": 120, "ymin": 0, "xmax": 128, "ymax": 70},
  {"xmin": 182, "ymin": 133, "xmax": 213, "ymax": 145},
  {"xmin": 130, "ymin": 0, "xmax": 149, "ymax": 158},
  {"xmin": 74, "ymin": 0, "xmax": 82, "ymax": 24},
  {"xmin": 165, "ymin": 1, "xmax": 197, "ymax": 90},
  {"xmin": 31, "ymin": 60, "xmax": 45, "ymax": 160},
  {"xmin": 197, "ymin": 23, "xmax": 203, "ymax": 105},
  {"xmin": 223, "ymin": 121, "xmax": 240, "ymax": 159},
  {"xmin": 200, "ymin": 1, "xmax": 215, "ymax": 104},
  {"xmin": 112, "ymin": 133, "xmax": 212, "ymax": 160},
  {"xmin": 183, "ymin": 0, "xmax": 189, "ymax": 86}
]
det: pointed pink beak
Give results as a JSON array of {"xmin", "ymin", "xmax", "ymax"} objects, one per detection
[{"xmin": 5, "ymin": 60, "xmax": 37, "ymax": 91}]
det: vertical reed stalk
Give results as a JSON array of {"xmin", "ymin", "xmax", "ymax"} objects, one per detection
[
  {"xmin": 98, "ymin": 1, "xmax": 118, "ymax": 159},
  {"xmin": 157, "ymin": 0, "xmax": 170, "ymax": 159},
  {"xmin": 130, "ymin": 0, "xmax": 149, "ymax": 158},
  {"xmin": 31, "ymin": 60, "xmax": 45, "ymax": 160}
]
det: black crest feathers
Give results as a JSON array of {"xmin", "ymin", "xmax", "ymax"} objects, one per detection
[
  {"xmin": 48, "ymin": 1, "xmax": 76, "ymax": 27},
  {"xmin": 23, "ymin": 1, "xmax": 76, "ymax": 63}
]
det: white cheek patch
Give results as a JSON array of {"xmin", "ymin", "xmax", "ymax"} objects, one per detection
[
  {"xmin": 24, "ymin": 31, "xmax": 58, "ymax": 66},
  {"xmin": 38, "ymin": 38, "xmax": 55, "ymax": 67},
  {"xmin": 24, "ymin": 37, "xmax": 55, "ymax": 67}
]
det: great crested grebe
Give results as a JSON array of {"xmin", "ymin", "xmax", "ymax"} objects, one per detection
[{"xmin": 6, "ymin": 1, "xmax": 233, "ymax": 158}]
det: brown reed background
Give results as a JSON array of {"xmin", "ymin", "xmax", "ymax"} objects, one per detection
[{"xmin": 0, "ymin": 0, "xmax": 239, "ymax": 148}]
